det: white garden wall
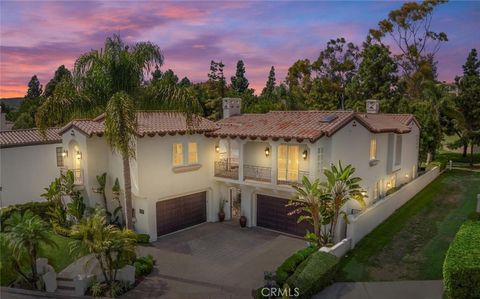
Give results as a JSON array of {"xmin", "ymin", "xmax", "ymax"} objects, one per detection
[{"xmin": 346, "ymin": 166, "xmax": 441, "ymax": 248}]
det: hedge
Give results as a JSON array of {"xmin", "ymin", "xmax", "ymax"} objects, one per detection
[
  {"xmin": 286, "ymin": 251, "xmax": 339, "ymax": 299},
  {"xmin": 443, "ymin": 221, "xmax": 480, "ymax": 299},
  {"xmin": 0, "ymin": 201, "xmax": 54, "ymax": 230},
  {"xmin": 276, "ymin": 245, "xmax": 318, "ymax": 286}
]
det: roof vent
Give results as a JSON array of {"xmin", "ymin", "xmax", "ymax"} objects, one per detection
[{"xmin": 319, "ymin": 114, "xmax": 338, "ymax": 123}]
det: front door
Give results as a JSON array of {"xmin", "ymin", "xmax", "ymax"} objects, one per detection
[{"xmin": 230, "ymin": 188, "xmax": 241, "ymax": 219}]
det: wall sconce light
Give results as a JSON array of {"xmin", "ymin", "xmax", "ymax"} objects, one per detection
[
  {"xmin": 215, "ymin": 145, "xmax": 220, "ymax": 153},
  {"xmin": 62, "ymin": 149, "xmax": 68, "ymax": 157},
  {"xmin": 76, "ymin": 151, "xmax": 82, "ymax": 160},
  {"xmin": 265, "ymin": 147, "xmax": 270, "ymax": 157},
  {"xmin": 302, "ymin": 150, "xmax": 308, "ymax": 160}
]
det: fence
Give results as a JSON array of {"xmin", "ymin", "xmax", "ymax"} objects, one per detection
[{"xmin": 346, "ymin": 166, "xmax": 441, "ymax": 248}]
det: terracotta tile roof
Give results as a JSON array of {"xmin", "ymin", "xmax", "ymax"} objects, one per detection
[
  {"xmin": 58, "ymin": 112, "xmax": 219, "ymax": 137},
  {"xmin": 207, "ymin": 111, "xmax": 417, "ymax": 142},
  {"xmin": 0, "ymin": 128, "xmax": 61, "ymax": 148}
]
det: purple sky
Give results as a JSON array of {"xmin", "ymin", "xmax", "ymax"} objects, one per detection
[{"xmin": 1, "ymin": 1, "xmax": 479, "ymax": 98}]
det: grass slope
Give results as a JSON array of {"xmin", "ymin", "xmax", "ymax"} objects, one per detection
[
  {"xmin": 0, "ymin": 232, "xmax": 76, "ymax": 286},
  {"xmin": 337, "ymin": 170, "xmax": 480, "ymax": 281}
]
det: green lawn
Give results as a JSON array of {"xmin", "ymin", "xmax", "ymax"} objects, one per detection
[
  {"xmin": 337, "ymin": 170, "xmax": 480, "ymax": 282},
  {"xmin": 0, "ymin": 232, "xmax": 77, "ymax": 286}
]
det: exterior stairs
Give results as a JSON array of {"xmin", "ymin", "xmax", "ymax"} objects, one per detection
[{"xmin": 55, "ymin": 276, "xmax": 76, "ymax": 296}]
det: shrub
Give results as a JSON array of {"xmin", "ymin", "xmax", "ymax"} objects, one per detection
[
  {"xmin": 285, "ymin": 251, "xmax": 339, "ymax": 299},
  {"xmin": 134, "ymin": 255, "xmax": 155, "ymax": 277},
  {"xmin": 0, "ymin": 201, "xmax": 55, "ymax": 231},
  {"xmin": 276, "ymin": 245, "xmax": 317, "ymax": 286},
  {"xmin": 52, "ymin": 223, "xmax": 71, "ymax": 237},
  {"xmin": 443, "ymin": 221, "xmax": 480, "ymax": 299},
  {"xmin": 135, "ymin": 233, "xmax": 150, "ymax": 244}
]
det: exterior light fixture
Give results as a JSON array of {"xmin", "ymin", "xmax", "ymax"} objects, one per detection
[
  {"xmin": 387, "ymin": 182, "xmax": 392, "ymax": 188},
  {"xmin": 405, "ymin": 174, "xmax": 409, "ymax": 178},
  {"xmin": 302, "ymin": 150, "xmax": 308, "ymax": 160},
  {"xmin": 62, "ymin": 149, "xmax": 68, "ymax": 157},
  {"xmin": 76, "ymin": 151, "xmax": 82, "ymax": 160},
  {"xmin": 361, "ymin": 190, "xmax": 367, "ymax": 197},
  {"xmin": 265, "ymin": 147, "xmax": 270, "ymax": 157},
  {"xmin": 215, "ymin": 145, "xmax": 220, "ymax": 153}
]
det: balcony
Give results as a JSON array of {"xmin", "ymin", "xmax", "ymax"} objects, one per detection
[
  {"xmin": 214, "ymin": 159, "xmax": 239, "ymax": 180},
  {"xmin": 277, "ymin": 170, "xmax": 309, "ymax": 186},
  {"xmin": 244, "ymin": 164, "xmax": 272, "ymax": 183},
  {"xmin": 60, "ymin": 168, "xmax": 84, "ymax": 185}
]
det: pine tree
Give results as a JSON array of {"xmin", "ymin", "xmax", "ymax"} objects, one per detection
[
  {"xmin": 231, "ymin": 60, "xmax": 249, "ymax": 93},
  {"xmin": 26, "ymin": 75, "xmax": 43, "ymax": 99},
  {"xmin": 262, "ymin": 66, "xmax": 276, "ymax": 97}
]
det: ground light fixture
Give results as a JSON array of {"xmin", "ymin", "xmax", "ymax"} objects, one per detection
[{"xmin": 264, "ymin": 147, "xmax": 270, "ymax": 157}]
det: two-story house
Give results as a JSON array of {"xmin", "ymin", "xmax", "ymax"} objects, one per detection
[{"xmin": 0, "ymin": 99, "xmax": 419, "ymax": 241}]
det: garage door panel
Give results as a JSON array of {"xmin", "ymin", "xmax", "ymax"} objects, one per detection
[
  {"xmin": 257, "ymin": 194, "xmax": 313, "ymax": 236},
  {"xmin": 156, "ymin": 192, "xmax": 206, "ymax": 236}
]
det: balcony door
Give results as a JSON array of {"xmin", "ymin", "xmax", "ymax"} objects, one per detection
[{"xmin": 277, "ymin": 145, "xmax": 299, "ymax": 182}]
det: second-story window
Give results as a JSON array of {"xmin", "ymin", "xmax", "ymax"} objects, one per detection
[
  {"xmin": 370, "ymin": 137, "xmax": 377, "ymax": 161},
  {"xmin": 278, "ymin": 144, "xmax": 299, "ymax": 182},
  {"xmin": 188, "ymin": 142, "xmax": 198, "ymax": 164},
  {"xmin": 172, "ymin": 143, "xmax": 183, "ymax": 166}
]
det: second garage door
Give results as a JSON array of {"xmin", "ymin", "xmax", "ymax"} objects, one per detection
[
  {"xmin": 156, "ymin": 192, "xmax": 207, "ymax": 236},
  {"xmin": 256, "ymin": 194, "xmax": 313, "ymax": 236}
]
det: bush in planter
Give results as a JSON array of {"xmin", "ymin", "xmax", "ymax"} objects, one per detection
[
  {"xmin": 276, "ymin": 245, "xmax": 318, "ymax": 286},
  {"xmin": 134, "ymin": 255, "xmax": 155, "ymax": 277},
  {"xmin": 285, "ymin": 251, "xmax": 339, "ymax": 299},
  {"xmin": 135, "ymin": 233, "xmax": 150, "ymax": 244},
  {"xmin": 443, "ymin": 221, "xmax": 480, "ymax": 299}
]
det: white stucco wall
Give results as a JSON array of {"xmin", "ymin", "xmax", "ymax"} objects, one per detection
[
  {"xmin": 135, "ymin": 134, "xmax": 218, "ymax": 240},
  {"xmin": 0, "ymin": 143, "xmax": 61, "ymax": 206}
]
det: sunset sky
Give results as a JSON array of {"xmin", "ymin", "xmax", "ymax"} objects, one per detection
[{"xmin": 1, "ymin": 1, "xmax": 479, "ymax": 98}]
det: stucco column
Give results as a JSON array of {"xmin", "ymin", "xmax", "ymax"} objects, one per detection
[{"xmin": 271, "ymin": 141, "xmax": 278, "ymax": 185}]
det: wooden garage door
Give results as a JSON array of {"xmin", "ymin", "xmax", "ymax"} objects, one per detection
[
  {"xmin": 156, "ymin": 192, "xmax": 206, "ymax": 236},
  {"xmin": 256, "ymin": 194, "xmax": 313, "ymax": 237}
]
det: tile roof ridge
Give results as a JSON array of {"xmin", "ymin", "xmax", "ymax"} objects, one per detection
[{"xmin": 0, "ymin": 127, "xmax": 60, "ymax": 133}]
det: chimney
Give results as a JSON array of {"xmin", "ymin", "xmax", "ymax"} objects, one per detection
[
  {"xmin": 366, "ymin": 99, "xmax": 380, "ymax": 114},
  {"xmin": 222, "ymin": 98, "xmax": 241, "ymax": 118}
]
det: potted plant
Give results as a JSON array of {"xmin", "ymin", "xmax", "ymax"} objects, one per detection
[
  {"xmin": 239, "ymin": 215, "xmax": 247, "ymax": 227},
  {"xmin": 218, "ymin": 198, "xmax": 226, "ymax": 222}
]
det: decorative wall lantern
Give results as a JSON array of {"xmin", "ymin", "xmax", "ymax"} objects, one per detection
[
  {"xmin": 62, "ymin": 149, "xmax": 68, "ymax": 157},
  {"xmin": 264, "ymin": 147, "xmax": 270, "ymax": 157},
  {"xmin": 302, "ymin": 150, "xmax": 308, "ymax": 160},
  {"xmin": 76, "ymin": 150, "xmax": 82, "ymax": 160},
  {"xmin": 215, "ymin": 145, "xmax": 220, "ymax": 153}
]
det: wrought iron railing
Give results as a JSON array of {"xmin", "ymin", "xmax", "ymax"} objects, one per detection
[
  {"xmin": 214, "ymin": 160, "xmax": 239, "ymax": 180},
  {"xmin": 60, "ymin": 168, "xmax": 84, "ymax": 185},
  {"xmin": 277, "ymin": 170, "xmax": 310, "ymax": 186},
  {"xmin": 244, "ymin": 164, "xmax": 272, "ymax": 182}
]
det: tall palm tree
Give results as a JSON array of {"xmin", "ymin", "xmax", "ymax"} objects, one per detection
[
  {"xmin": 324, "ymin": 161, "xmax": 366, "ymax": 241},
  {"xmin": 36, "ymin": 35, "xmax": 202, "ymax": 229},
  {"xmin": 4, "ymin": 211, "xmax": 57, "ymax": 288}
]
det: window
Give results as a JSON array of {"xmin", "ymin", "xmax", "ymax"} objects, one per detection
[
  {"xmin": 55, "ymin": 147, "xmax": 64, "ymax": 167},
  {"xmin": 395, "ymin": 135, "xmax": 402, "ymax": 166},
  {"xmin": 370, "ymin": 137, "xmax": 377, "ymax": 160},
  {"xmin": 278, "ymin": 145, "xmax": 299, "ymax": 182},
  {"xmin": 188, "ymin": 143, "xmax": 198, "ymax": 164},
  {"xmin": 316, "ymin": 147, "xmax": 324, "ymax": 177},
  {"xmin": 172, "ymin": 144, "xmax": 183, "ymax": 166}
]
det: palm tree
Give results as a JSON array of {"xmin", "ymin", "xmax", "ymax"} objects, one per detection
[
  {"xmin": 324, "ymin": 161, "xmax": 366, "ymax": 241},
  {"xmin": 288, "ymin": 176, "xmax": 332, "ymax": 246},
  {"xmin": 36, "ymin": 35, "xmax": 202, "ymax": 229},
  {"xmin": 70, "ymin": 208, "xmax": 136, "ymax": 296},
  {"xmin": 4, "ymin": 211, "xmax": 57, "ymax": 289}
]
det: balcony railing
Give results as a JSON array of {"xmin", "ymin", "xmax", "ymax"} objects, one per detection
[
  {"xmin": 244, "ymin": 164, "xmax": 272, "ymax": 182},
  {"xmin": 277, "ymin": 170, "xmax": 309, "ymax": 186},
  {"xmin": 60, "ymin": 168, "xmax": 84, "ymax": 185},
  {"xmin": 214, "ymin": 160, "xmax": 239, "ymax": 180}
]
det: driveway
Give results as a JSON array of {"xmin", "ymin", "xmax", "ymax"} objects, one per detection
[{"xmin": 122, "ymin": 222, "xmax": 305, "ymax": 299}]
